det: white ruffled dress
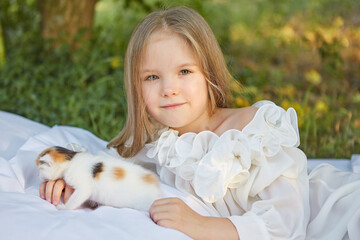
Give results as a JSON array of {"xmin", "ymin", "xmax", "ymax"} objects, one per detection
[{"xmin": 143, "ymin": 101, "xmax": 360, "ymax": 240}]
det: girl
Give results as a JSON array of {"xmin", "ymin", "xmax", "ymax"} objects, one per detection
[{"xmin": 40, "ymin": 6, "xmax": 360, "ymax": 240}]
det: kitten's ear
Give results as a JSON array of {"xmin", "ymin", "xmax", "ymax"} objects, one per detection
[{"xmin": 53, "ymin": 146, "xmax": 77, "ymax": 160}]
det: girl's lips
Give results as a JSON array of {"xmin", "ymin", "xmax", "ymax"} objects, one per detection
[{"xmin": 161, "ymin": 103, "xmax": 185, "ymax": 109}]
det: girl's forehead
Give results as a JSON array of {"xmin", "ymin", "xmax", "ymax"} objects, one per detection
[
  {"xmin": 137, "ymin": 28, "xmax": 203, "ymax": 78},
  {"xmin": 147, "ymin": 29, "xmax": 186, "ymax": 46},
  {"xmin": 141, "ymin": 30, "xmax": 196, "ymax": 62}
]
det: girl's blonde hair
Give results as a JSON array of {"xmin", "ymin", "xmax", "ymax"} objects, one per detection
[{"xmin": 108, "ymin": 6, "xmax": 233, "ymax": 158}]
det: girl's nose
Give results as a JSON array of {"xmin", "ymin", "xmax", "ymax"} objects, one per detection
[{"xmin": 161, "ymin": 77, "xmax": 180, "ymax": 97}]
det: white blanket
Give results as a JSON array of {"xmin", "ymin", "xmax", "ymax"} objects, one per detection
[
  {"xmin": 0, "ymin": 111, "xmax": 357, "ymax": 240},
  {"xmin": 0, "ymin": 111, "xmax": 215, "ymax": 240}
]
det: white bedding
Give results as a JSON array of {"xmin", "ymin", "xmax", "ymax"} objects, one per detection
[
  {"xmin": 0, "ymin": 110, "xmax": 356, "ymax": 240},
  {"xmin": 0, "ymin": 111, "xmax": 215, "ymax": 240}
]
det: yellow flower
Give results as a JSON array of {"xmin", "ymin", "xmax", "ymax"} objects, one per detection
[
  {"xmin": 341, "ymin": 36, "xmax": 350, "ymax": 48},
  {"xmin": 318, "ymin": 27, "xmax": 335, "ymax": 44},
  {"xmin": 279, "ymin": 24, "xmax": 296, "ymax": 43},
  {"xmin": 292, "ymin": 103, "xmax": 303, "ymax": 115},
  {"xmin": 305, "ymin": 31, "xmax": 317, "ymax": 45},
  {"xmin": 333, "ymin": 16, "xmax": 344, "ymax": 28},
  {"xmin": 292, "ymin": 103, "xmax": 304, "ymax": 127},
  {"xmin": 235, "ymin": 96, "xmax": 250, "ymax": 107},
  {"xmin": 281, "ymin": 99, "xmax": 291, "ymax": 110},
  {"xmin": 280, "ymin": 101, "xmax": 304, "ymax": 126},
  {"xmin": 279, "ymin": 85, "xmax": 296, "ymax": 97},
  {"xmin": 354, "ymin": 119, "xmax": 360, "ymax": 129},
  {"xmin": 229, "ymin": 23, "xmax": 255, "ymax": 45},
  {"xmin": 110, "ymin": 57, "xmax": 122, "ymax": 69},
  {"xmin": 354, "ymin": 27, "xmax": 360, "ymax": 42},
  {"xmin": 305, "ymin": 70, "xmax": 322, "ymax": 85},
  {"xmin": 230, "ymin": 23, "xmax": 245, "ymax": 43},
  {"xmin": 315, "ymin": 100, "xmax": 329, "ymax": 114}
]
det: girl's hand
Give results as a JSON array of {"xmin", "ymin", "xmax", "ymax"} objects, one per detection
[
  {"xmin": 149, "ymin": 197, "xmax": 205, "ymax": 239},
  {"xmin": 39, "ymin": 179, "xmax": 74, "ymax": 206},
  {"xmin": 149, "ymin": 197, "xmax": 239, "ymax": 240}
]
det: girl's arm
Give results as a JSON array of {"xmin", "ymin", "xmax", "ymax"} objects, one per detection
[{"xmin": 150, "ymin": 198, "xmax": 239, "ymax": 240}]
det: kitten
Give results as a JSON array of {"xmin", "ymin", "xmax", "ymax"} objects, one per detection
[{"xmin": 36, "ymin": 146, "xmax": 161, "ymax": 211}]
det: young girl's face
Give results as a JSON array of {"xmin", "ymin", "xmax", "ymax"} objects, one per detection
[{"xmin": 140, "ymin": 30, "xmax": 210, "ymax": 134}]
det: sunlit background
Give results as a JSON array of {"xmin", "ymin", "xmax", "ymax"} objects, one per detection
[{"xmin": 0, "ymin": 0, "xmax": 359, "ymax": 158}]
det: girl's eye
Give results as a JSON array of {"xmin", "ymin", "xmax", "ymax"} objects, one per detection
[
  {"xmin": 180, "ymin": 69, "xmax": 190, "ymax": 75},
  {"xmin": 146, "ymin": 75, "xmax": 159, "ymax": 81}
]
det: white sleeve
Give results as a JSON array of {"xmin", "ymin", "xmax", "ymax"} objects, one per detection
[
  {"xmin": 228, "ymin": 174, "xmax": 309, "ymax": 240},
  {"xmin": 227, "ymin": 102, "xmax": 310, "ymax": 239}
]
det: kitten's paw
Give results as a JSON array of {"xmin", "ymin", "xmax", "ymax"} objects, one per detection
[{"xmin": 56, "ymin": 203, "xmax": 68, "ymax": 210}]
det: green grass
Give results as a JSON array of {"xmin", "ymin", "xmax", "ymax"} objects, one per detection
[{"xmin": 0, "ymin": 0, "xmax": 359, "ymax": 158}]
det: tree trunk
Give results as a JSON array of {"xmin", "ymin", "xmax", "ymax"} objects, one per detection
[{"xmin": 38, "ymin": 0, "xmax": 98, "ymax": 49}]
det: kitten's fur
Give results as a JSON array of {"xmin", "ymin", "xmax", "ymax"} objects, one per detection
[{"xmin": 36, "ymin": 146, "xmax": 161, "ymax": 211}]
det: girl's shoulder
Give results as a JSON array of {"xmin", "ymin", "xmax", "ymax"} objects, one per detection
[
  {"xmin": 226, "ymin": 106, "xmax": 258, "ymax": 130},
  {"xmin": 213, "ymin": 105, "xmax": 258, "ymax": 136},
  {"xmin": 214, "ymin": 100, "xmax": 299, "ymax": 137}
]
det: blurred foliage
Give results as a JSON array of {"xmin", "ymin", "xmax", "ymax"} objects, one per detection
[
  {"xmin": 0, "ymin": 19, "xmax": 5, "ymax": 67},
  {"xmin": 0, "ymin": 0, "xmax": 359, "ymax": 158}
]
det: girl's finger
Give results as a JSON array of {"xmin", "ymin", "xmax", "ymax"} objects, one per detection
[
  {"xmin": 156, "ymin": 219, "xmax": 174, "ymax": 229},
  {"xmin": 52, "ymin": 179, "xmax": 66, "ymax": 205},
  {"xmin": 151, "ymin": 197, "xmax": 181, "ymax": 207},
  {"xmin": 45, "ymin": 180, "xmax": 56, "ymax": 203},
  {"xmin": 39, "ymin": 182, "xmax": 46, "ymax": 199},
  {"xmin": 150, "ymin": 201, "xmax": 181, "ymax": 221},
  {"xmin": 63, "ymin": 185, "xmax": 74, "ymax": 203},
  {"xmin": 150, "ymin": 201, "xmax": 171, "ymax": 216},
  {"xmin": 150, "ymin": 210, "xmax": 173, "ymax": 223}
]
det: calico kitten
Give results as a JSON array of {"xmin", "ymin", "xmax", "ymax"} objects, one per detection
[{"xmin": 36, "ymin": 146, "xmax": 161, "ymax": 211}]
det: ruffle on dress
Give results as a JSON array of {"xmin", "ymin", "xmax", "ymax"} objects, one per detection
[{"xmin": 146, "ymin": 101, "xmax": 302, "ymax": 204}]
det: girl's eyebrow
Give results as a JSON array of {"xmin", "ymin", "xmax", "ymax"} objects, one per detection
[
  {"xmin": 140, "ymin": 69, "xmax": 154, "ymax": 74},
  {"xmin": 140, "ymin": 67, "xmax": 158, "ymax": 75},
  {"xmin": 140, "ymin": 63, "xmax": 198, "ymax": 74},
  {"xmin": 178, "ymin": 63, "xmax": 197, "ymax": 68}
]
